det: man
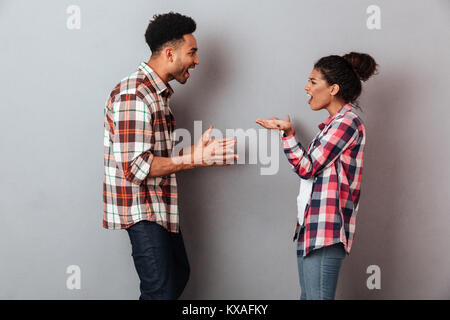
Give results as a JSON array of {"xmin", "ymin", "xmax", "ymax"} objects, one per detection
[{"xmin": 103, "ymin": 12, "xmax": 237, "ymax": 300}]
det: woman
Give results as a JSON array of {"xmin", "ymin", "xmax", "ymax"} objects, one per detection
[{"xmin": 256, "ymin": 52, "xmax": 377, "ymax": 300}]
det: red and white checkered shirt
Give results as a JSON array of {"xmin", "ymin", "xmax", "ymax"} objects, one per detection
[
  {"xmin": 103, "ymin": 62, "xmax": 179, "ymax": 232},
  {"xmin": 282, "ymin": 104, "xmax": 366, "ymax": 257}
]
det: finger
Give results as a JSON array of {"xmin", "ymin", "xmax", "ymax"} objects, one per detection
[
  {"xmin": 285, "ymin": 115, "xmax": 290, "ymax": 122},
  {"xmin": 260, "ymin": 120, "xmax": 274, "ymax": 127},
  {"xmin": 224, "ymin": 154, "xmax": 239, "ymax": 165},
  {"xmin": 213, "ymin": 151, "xmax": 236, "ymax": 159},
  {"xmin": 222, "ymin": 154, "xmax": 239, "ymax": 165},
  {"xmin": 217, "ymin": 137, "xmax": 236, "ymax": 143},
  {"xmin": 212, "ymin": 154, "xmax": 237, "ymax": 164},
  {"xmin": 216, "ymin": 143, "xmax": 236, "ymax": 150},
  {"xmin": 217, "ymin": 146, "xmax": 235, "ymax": 154},
  {"xmin": 256, "ymin": 120, "xmax": 271, "ymax": 128},
  {"xmin": 220, "ymin": 145, "xmax": 236, "ymax": 153},
  {"xmin": 203, "ymin": 125, "xmax": 213, "ymax": 135},
  {"xmin": 217, "ymin": 140, "xmax": 236, "ymax": 146},
  {"xmin": 206, "ymin": 138, "xmax": 215, "ymax": 146},
  {"xmin": 217, "ymin": 156, "xmax": 238, "ymax": 166},
  {"xmin": 213, "ymin": 159, "xmax": 235, "ymax": 166},
  {"xmin": 214, "ymin": 145, "xmax": 235, "ymax": 155},
  {"xmin": 221, "ymin": 153, "xmax": 238, "ymax": 159},
  {"xmin": 202, "ymin": 125, "xmax": 213, "ymax": 139}
]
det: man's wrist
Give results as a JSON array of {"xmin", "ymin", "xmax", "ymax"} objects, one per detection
[{"xmin": 172, "ymin": 154, "xmax": 198, "ymax": 170}]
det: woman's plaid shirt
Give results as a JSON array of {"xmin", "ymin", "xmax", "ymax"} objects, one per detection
[
  {"xmin": 282, "ymin": 104, "xmax": 366, "ymax": 257},
  {"xmin": 103, "ymin": 62, "xmax": 179, "ymax": 232}
]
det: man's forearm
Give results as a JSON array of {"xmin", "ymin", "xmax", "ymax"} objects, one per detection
[{"xmin": 148, "ymin": 154, "xmax": 197, "ymax": 177}]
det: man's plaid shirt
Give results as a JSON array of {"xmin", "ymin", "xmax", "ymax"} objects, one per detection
[
  {"xmin": 282, "ymin": 104, "xmax": 366, "ymax": 257},
  {"xmin": 103, "ymin": 62, "xmax": 179, "ymax": 232}
]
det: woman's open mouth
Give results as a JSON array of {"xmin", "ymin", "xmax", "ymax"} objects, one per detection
[{"xmin": 307, "ymin": 93, "xmax": 312, "ymax": 104}]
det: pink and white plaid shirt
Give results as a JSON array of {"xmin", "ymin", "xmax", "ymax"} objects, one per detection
[{"xmin": 282, "ymin": 104, "xmax": 366, "ymax": 257}]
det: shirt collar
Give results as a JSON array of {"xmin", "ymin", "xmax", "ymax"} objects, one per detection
[
  {"xmin": 138, "ymin": 62, "xmax": 174, "ymax": 98},
  {"xmin": 318, "ymin": 104, "xmax": 352, "ymax": 130}
]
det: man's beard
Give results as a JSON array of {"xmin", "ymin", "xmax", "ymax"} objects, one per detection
[
  {"xmin": 172, "ymin": 60, "xmax": 188, "ymax": 84},
  {"xmin": 174, "ymin": 71, "xmax": 188, "ymax": 84}
]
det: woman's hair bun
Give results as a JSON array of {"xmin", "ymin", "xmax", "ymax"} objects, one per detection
[{"xmin": 342, "ymin": 52, "xmax": 378, "ymax": 82}]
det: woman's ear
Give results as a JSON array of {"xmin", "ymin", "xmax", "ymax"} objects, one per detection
[{"xmin": 330, "ymin": 84, "xmax": 340, "ymax": 96}]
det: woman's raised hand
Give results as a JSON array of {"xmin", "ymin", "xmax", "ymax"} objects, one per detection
[{"xmin": 255, "ymin": 115, "xmax": 294, "ymax": 136}]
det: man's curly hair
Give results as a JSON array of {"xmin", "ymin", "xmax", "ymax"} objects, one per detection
[{"xmin": 145, "ymin": 12, "xmax": 196, "ymax": 54}]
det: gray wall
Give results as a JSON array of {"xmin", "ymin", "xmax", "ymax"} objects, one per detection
[{"xmin": 0, "ymin": 0, "xmax": 449, "ymax": 299}]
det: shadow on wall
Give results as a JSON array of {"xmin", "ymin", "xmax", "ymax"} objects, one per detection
[{"xmin": 337, "ymin": 65, "xmax": 416, "ymax": 299}]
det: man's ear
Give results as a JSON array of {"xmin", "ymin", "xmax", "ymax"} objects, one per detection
[
  {"xmin": 330, "ymin": 84, "xmax": 340, "ymax": 96},
  {"xmin": 163, "ymin": 46, "xmax": 175, "ymax": 63}
]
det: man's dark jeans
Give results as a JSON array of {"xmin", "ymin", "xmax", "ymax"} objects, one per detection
[{"xmin": 126, "ymin": 220, "xmax": 190, "ymax": 300}]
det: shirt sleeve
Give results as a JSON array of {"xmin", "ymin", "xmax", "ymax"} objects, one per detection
[
  {"xmin": 111, "ymin": 95, "xmax": 154, "ymax": 185},
  {"xmin": 282, "ymin": 116, "xmax": 358, "ymax": 179}
]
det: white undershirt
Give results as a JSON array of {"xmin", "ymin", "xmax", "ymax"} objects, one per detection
[{"xmin": 297, "ymin": 178, "xmax": 314, "ymax": 226}]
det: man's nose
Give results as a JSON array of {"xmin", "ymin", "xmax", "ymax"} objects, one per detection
[{"xmin": 194, "ymin": 55, "xmax": 199, "ymax": 65}]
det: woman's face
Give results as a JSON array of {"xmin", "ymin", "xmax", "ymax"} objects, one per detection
[{"xmin": 304, "ymin": 68, "xmax": 334, "ymax": 111}]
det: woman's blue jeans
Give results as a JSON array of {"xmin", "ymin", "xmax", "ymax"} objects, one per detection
[{"xmin": 297, "ymin": 242, "xmax": 346, "ymax": 300}]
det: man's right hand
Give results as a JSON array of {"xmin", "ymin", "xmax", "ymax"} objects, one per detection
[
  {"xmin": 151, "ymin": 126, "xmax": 238, "ymax": 177},
  {"xmin": 192, "ymin": 125, "xmax": 238, "ymax": 166}
]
